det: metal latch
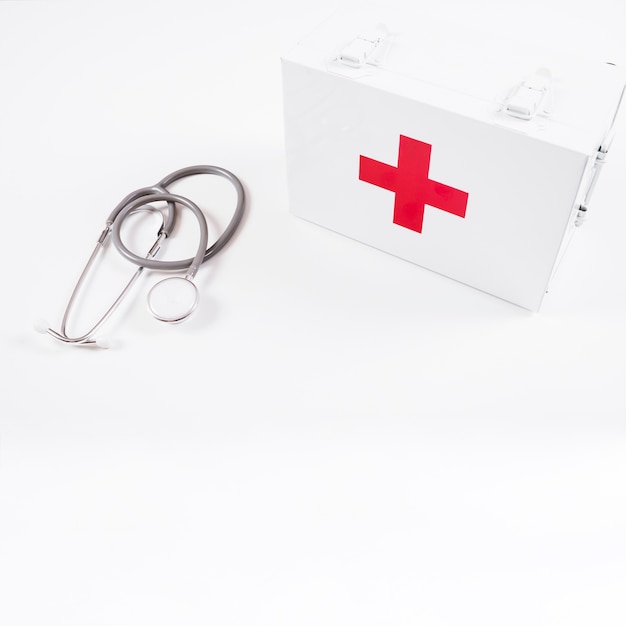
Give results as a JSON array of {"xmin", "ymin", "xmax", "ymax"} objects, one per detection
[
  {"xmin": 505, "ymin": 68, "xmax": 552, "ymax": 120},
  {"xmin": 338, "ymin": 25, "xmax": 389, "ymax": 68}
]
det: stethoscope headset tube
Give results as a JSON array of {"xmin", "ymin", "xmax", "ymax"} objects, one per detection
[{"xmin": 37, "ymin": 165, "xmax": 245, "ymax": 348}]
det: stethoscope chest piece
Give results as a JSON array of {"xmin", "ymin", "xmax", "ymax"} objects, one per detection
[{"xmin": 148, "ymin": 277, "xmax": 199, "ymax": 323}]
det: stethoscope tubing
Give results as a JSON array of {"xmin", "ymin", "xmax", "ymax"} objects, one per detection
[
  {"xmin": 158, "ymin": 165, "xmax": 246, "ymax": 263},
  {"xmin": 108, "ymin": 164, "xmax": 246, "ymax": 269},
  {"xmin": 111, "ymin": 192, "xmax": 209, "ymax": 278}
]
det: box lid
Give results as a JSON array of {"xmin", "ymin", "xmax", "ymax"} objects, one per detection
[{"xmin": 283, "ymin": 8, "xmax": 625, "ymax": 156}]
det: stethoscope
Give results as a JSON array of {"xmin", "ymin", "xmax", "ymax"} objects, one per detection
[{"xmin": 36, "ymin": 165, "xmax": 245, "ymax": 348}]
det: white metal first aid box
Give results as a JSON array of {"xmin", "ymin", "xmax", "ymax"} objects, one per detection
[{"xmin": 281, "ymin": 9, "xmax": 626, "ymax": 311}]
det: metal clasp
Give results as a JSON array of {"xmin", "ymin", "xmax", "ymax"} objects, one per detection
[
  {"xmin": 505, "ymin": 68, "xmax": 552, "ymax": 120},
  {"xmin": 338, "ymin": 25, "xmax": 389, "ymax": 68}
]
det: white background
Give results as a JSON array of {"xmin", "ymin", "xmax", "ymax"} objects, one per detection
[{"xmin": 1, "ymin": 1, "xmax": 625, "ymax": 625}]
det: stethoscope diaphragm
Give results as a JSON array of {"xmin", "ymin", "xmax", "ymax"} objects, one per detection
[{"xmin": 147, "ymin": 276, "xmax": 199, "ymax": 323}]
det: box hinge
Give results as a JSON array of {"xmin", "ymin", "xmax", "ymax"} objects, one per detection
[
  {"xmin": 575, "ymin": 81, "xmax": 625, "ymax": 226},
  {"xmin": 575, "ymin": 148, "xmax": 608, "ymax": 226}
]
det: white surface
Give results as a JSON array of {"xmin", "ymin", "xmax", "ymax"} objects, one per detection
[{"xmin": 1, "ymin": 1, "xmax": 626, "ymax": 625}]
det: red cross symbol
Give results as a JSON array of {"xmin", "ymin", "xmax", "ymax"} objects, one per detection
[{"xmin": 359, "ymin": 135, "xmax": 469, "ymax": 234}]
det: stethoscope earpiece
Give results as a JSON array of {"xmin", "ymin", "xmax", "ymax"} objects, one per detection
[{"xmin": 40, "ymin": 165, "xmax": 245, "ymax": 347}]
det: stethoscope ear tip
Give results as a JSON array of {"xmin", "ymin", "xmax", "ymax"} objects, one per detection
[
  {"xmin": 34, "ymin": 318, "xmax": 50, "ymax": 334},
  {"xmin": 34, "ymin": 318, "xmax": 111, "ymax": 348},
  {"xmin": 95, "ymin": 336, "xmax": 111, "ymax": 349}
]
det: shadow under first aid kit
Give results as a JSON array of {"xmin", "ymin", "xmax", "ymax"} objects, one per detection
[{"xmin": 281, "ymin": 9, "xmax": 625, "ymax": 311}]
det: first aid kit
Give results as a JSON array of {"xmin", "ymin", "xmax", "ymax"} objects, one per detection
[{"xmin": 281, "ymin": 9, "xmax": 625, "ymax": 310}]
